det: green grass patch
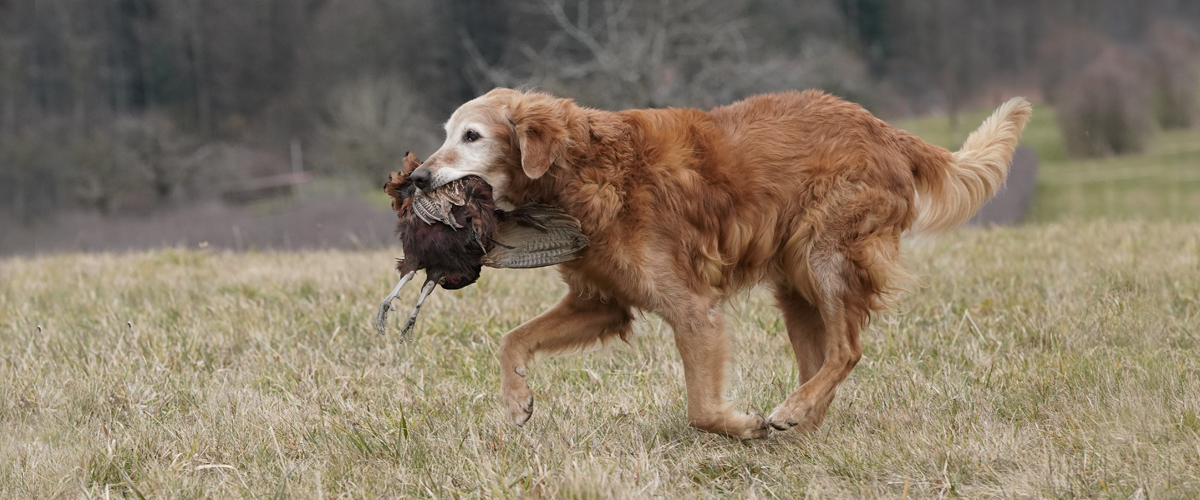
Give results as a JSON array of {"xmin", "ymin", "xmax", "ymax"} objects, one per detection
[
  {"xmin": 897, "ymin": 104, "xmax": 1200, "ymax": 223},
  {"xmin": 896, "ymin": 103, "xmax": 1068, "ymax": 163}
]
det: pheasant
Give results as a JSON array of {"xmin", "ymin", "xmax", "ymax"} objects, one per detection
[{"xmin": 375, "ymin": 152, "xmax": 588, "ymax": 339}]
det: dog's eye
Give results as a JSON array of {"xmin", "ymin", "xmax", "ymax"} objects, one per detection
[{"xmin": 463, "ymin": 129, "xmax": 481, "ymax": 143}]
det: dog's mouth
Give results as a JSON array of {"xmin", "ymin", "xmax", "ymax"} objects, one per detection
[
  {"xmin": 410, "ymin": 175, "xmax": 495, "ymax": 228},
  {"xmin": 449, "ymin": 174, "xmax": 487, "ymax": 188},
  {"xmin": 423, "ymin": 170, "xmax": 482, "ymax": 194},
  {"xmin": 423, "ymin": 174, "xmax": 485, "ymax": 192}
]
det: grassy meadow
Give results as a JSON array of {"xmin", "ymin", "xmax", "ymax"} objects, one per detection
[
  {"xmin": 3, "ymin": 105, "xmax": 1200, "ymax": 498},
  {"xmin": 2, "ymin": 222, "xmax": 1199, "ymax": 498}
]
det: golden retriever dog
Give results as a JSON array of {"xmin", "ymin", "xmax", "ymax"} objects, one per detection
[{"xmin": 407, "ymin": 88, "xmax": 1031, "ymax": 438}]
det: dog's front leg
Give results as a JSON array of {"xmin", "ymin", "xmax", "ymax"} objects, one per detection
[{"xmin": 497, "ymin": 292, "xmax": 632, "ymax": 426}]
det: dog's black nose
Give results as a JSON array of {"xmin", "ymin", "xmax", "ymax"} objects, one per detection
[{"xmin": 410, "ymin": 168, "xmax": 432, "ymax": 191}]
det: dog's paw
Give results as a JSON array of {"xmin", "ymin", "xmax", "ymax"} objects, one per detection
[
  {"xmin": 767, "ymin": 401, "xmax": 822, "ymax": 432},
  {"xmin": 501, "ymin": 384, "xmax": 534, "ymax": 426},
  {"xmin": 766, "ymin": 415, "xmax": 799, "ymax": 431},
  {"xmin": 691, "ymin": 411, "xmax": 772, "ymax": 440},
  {"xmin": 739, "ymin": 413, "xmax": 772, "ymax": 440}
]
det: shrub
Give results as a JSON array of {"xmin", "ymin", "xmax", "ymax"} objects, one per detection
[
  {"xmin": 0, "ymin": 130, "xmax": 62, "ymax": 223},
  {"xmin": 68, "ymin": 131, "xmax": 152, "ymax": 214},
  {"xmin": 1056, "ymin": 46, "xmax": 1155, "ymax": 158},
  {"xmin": 1146, "ymin": 20, "xmax": 1200, "ymax": 129}
]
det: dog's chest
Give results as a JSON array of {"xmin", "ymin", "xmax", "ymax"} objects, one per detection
[{"xmin": 559, "ymin": 232, "xmax": 673, "ymax": 309}]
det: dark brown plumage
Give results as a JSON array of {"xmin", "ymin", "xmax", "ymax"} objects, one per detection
[{"xmin": 375, "ymin": 152, "xmax": 588, "ymax": 339}]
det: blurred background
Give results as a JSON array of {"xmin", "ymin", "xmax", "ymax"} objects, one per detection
[{"xmin": 1, "ymin": 0, "xmax": 1198, "ymax": 254}]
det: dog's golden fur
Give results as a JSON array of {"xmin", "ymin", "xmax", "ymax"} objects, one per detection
[{"xmin": 415, "ymin": 88, "xmax": 1031, "ymax": 438}]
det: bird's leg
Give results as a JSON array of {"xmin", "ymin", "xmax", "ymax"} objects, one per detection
[
  {"xmin": 375, "ymin": 270, "xmax": 417, "ymax": 335},
  {"xmin": 400, "ymin": 280, "xmax": 438, "ymax": 342}
]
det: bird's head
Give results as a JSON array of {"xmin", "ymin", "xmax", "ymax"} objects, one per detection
[{"xmin": 384, "ymin": 151, "xmax": 423, "ymax": 212}]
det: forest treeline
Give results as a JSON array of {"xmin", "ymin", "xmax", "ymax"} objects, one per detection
[{"xmin": 1, "ymin": 0, "xmax": 1198, "ymax": 220}]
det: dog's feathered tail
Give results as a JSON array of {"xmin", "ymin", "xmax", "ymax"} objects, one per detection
[{"xmin": 906, "ymin": 97, "xmax": 1033, "ymax": 236}]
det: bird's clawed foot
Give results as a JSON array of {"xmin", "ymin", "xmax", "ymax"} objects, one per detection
[
  {"xmin": 374, "ymin": 300, "xmax": 395, "ymax": 335},
  {"xmin": 374, "ymin": 270, "xmax": 417, "ymax": 336}
]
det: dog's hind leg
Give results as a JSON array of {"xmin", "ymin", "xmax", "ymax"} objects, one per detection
[
  {"xmin": 767, "ymin": 251, "xmax": 865, "ymax": 432},
  {"xmin": 498, "ymin": 292, "xmax": 632, "ymax": 426},
  {"xmin": 773, "ymin": 286, "xmax": 827, "ymax": 387},
  {"xmin": 663, "ymin": 297, "xmax": 771, "ymax": 439}
]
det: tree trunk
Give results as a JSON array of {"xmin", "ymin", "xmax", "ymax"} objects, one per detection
[{"xmin": 188, "ymin": 0, "xmax": 211, "ymax": 134}]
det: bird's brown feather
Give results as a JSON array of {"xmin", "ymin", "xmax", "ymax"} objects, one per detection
[{"xmin": 376, "ymin": 152, "xmax": 589, "ymax": 337}]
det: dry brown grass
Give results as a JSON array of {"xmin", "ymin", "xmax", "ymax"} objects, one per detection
[{"xmin": 2, "ymin": 222, "xmax": 1198, "ymax": 498}]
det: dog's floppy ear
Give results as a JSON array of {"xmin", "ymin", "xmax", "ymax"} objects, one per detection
[{"xmin": 509, "ymin": 94, "xmax": 570, "ymax": 179}]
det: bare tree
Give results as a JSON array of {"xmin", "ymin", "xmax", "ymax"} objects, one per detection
[
  {"xmin": 300, "ymin": 0, "xmax": 451, "ymax": 111},
  {"xmin": 0, "ymin": 36, "xmax": 27, "ymax": 134},
  {"xmin": 4, "ymin": 0, "xmax": 1200, "ymax": 220},
  {"xmin": 887, "ymin": 0, "xmax": 987, "ymax": 132},
  {"xmin": 315, "ymin": 77, "xmax": 440, "ymax": 180},
  {"xmin": 465, "ymin": 0, "xmax": 752, "ymax": 109}
]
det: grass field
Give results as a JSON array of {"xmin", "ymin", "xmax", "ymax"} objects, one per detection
[
  {"xmin": 2, "ymin": 222, "xmax": 1198, "ymax": 498},
  {"xmin": 897, "ymin": 104, "xmax": 1200, "ymax": 223}
]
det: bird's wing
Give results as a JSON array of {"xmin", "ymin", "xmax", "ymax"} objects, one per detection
[
  {"xmin": 412, "ymin": 179, "xmax": 472, "ymax": 229},
  {"xmin": 412, "ymin": 192, "xmax": 462, "ymax": 228},
  {"xmin": 483, "ymin": 205, "xmax": 589, "ymax": 268}
]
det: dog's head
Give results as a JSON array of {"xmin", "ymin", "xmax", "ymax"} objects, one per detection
[{"xmin": 409, "ymin": 88, "xmax": 576, "ymax": 209}]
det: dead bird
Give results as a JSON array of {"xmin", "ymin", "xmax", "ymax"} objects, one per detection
[{"xmin": 375, "ymin": 152, "xmax": 588, "ymax": 339}]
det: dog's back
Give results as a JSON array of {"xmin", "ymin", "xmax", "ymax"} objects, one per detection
[{"xmin": 596, "ymin": 91, "xmax": 928, "ymax": 302}]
